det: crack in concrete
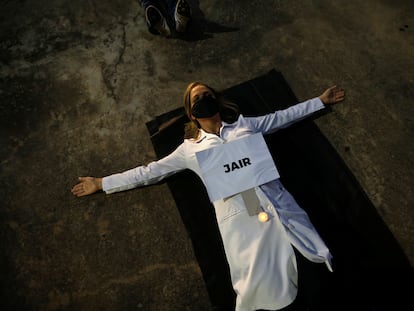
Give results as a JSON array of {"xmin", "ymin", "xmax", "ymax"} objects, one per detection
[{"xmin": 100, "ymin": 22, "xmax": 127, "ymax": 102}]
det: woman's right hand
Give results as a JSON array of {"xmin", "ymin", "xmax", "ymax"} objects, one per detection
[{"xmin": 71, "ymin": 177, "xmax": 103, "ymax": 197}]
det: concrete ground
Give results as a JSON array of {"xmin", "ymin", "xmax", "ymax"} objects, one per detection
[{"xmin": 1, "ymin": 0, "xmax": 413, "ymax": 310}]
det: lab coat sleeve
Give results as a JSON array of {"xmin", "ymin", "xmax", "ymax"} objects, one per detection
[
  {"xmin": 245, "ymin": 97, "xmax": 325, "ymax": 134},
  {"xmin": 102, "ymin": 143, "xmax": 187, "ymax": 194}
]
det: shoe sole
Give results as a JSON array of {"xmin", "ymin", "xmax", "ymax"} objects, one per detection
[
  {"xmin": 146, "ymin": 5, "xmax": 171, "ymax": 37},
  {"xmin": 175, "ymin": 0, "xmax": 191, "ymax": 32}
]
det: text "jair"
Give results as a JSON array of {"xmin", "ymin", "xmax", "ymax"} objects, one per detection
[{"xmin": 224, "ymin": 157, "xmax": 252, "ymax": 173}]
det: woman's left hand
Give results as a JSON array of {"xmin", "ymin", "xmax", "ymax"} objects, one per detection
[{"xmin": 319, "ymin": 85, "xmax": 346, "ymax": 105}]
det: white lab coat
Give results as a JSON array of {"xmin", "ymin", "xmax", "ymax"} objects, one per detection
[{"xmin": 102, "ymin": 97, "xmax": 333, "ymax": 311}]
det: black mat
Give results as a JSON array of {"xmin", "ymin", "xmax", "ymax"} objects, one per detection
[{"xmin": 146, "ymin": 69, "xmax": 413, "ymax": 311}]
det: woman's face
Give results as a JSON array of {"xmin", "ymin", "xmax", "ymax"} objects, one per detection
[
  {"xmin": 189, "ymin": 84, "xmax": 220, "ymax": 120},
  {"xmin": 190, "ymin": 84, "xmax": 215, "ymax": 108}
]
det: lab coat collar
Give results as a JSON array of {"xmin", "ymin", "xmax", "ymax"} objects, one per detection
[{"xmin": 195, "ymin": 127, "xmax": 224, "ymax": 143}]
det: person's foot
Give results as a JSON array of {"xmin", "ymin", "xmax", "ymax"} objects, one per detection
[
  {"xmin": 174, "ymin": 0, "xmax": 191, "ymax": 32},
  {"xmin": 146, "ymin": 5, "xmax": 171, "ymax": 37}
]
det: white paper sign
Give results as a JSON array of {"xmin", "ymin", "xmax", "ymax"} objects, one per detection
[{"xmin": 195, "ymin": 133, "xmax": 280, "ymax": 202}]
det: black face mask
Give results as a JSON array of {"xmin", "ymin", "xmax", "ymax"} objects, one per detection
[{"xmin": 191, "ymin": 95, "xmax": 220, "ymax": 118}]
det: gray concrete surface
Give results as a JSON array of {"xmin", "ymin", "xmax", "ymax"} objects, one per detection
[{"xmin": 1, "ymin": 0, "xmax": 413, "ymax": 310}]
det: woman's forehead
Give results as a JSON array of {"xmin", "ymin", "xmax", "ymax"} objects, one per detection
[{"xmin": 190, "ymin": 84, "xmax": 212, "ymax": 97}]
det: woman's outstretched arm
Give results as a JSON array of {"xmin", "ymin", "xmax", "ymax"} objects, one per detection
[
  {"xmin": 244, "ymin": 85, "xmax": 346, "ymax": 134},
  {"xmin": 71, "ymin": 143, "xmax": 187, "ymax": 197}
]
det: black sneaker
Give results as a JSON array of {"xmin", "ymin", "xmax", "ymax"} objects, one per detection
[
  {"xmin": 174, "ymin": 0, "xmax": 191, "ymax": 32},
  {"xmin": 146, "ymin": 5, "xmax": 171, "ymax": 37}
]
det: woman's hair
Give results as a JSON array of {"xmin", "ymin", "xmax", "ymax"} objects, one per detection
[{"xmin": 183, "ymin": 82, "xmax": 240, "ymax": 139}]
